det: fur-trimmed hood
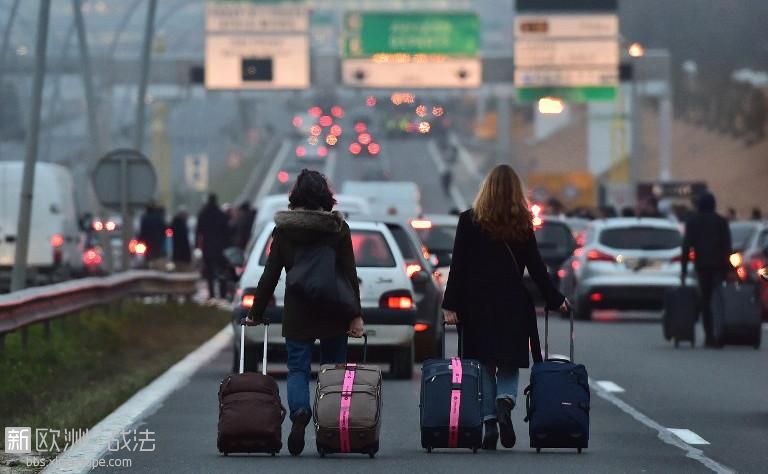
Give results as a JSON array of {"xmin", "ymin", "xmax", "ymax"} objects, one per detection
[{"xmin": 274, "ymin": 209, "xmax": 345, "ymax": 242}]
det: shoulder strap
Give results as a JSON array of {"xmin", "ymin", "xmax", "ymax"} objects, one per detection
[
  {"xmin": 503, "ymin": 241, "xmax": 522, "ymax": 279},
  {"xmin": 504, "ymin": 241, "xmax": 543, "ymax": 363}
]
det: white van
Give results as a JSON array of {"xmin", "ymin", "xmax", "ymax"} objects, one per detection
[
  {"xmin": 340, "ymin": 181, "xmax": 422, "ymax": 218},
  {"xmin": 0, "ymin": 162, "xmax": 83, "ymax": 282}
]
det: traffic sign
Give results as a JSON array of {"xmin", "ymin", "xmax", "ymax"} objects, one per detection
[
  {"xmin": 91, "ymin": 149, "xmax": 157, "ymax": 209},
  {"xmin": 205, "ymin": 2, "xmax": 309, "ymax": 90},
  {"xmin": 342, "ymin": 12, "xmax": 481, "ymax": 88},
  {"xmin": 185, "ymin": 154, "xmax": 209, "ymax": 192}
]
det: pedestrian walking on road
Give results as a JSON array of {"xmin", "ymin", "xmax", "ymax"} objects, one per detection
[
  {"xmin": 442, "ymin": 164, "xmax": 568, "ymax": 451},
  {"xmin": 245, "ymin": 169, "xmax": 363, "ymax": 457},
  {"xmin": 170, "ymin": 207, "xmax": 192, "ymax": 271},
  {"xmin": 138, "ymin": 203, "xmax": 167, "ymax": 264},
  {"xmin": 196, "ymin": 194, "xmax": 230, "ymax": 300},
  {"xmin": 681, "ymin": 192, "xmax": 734, "ymax": 347}
]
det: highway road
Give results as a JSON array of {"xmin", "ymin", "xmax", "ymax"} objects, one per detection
[{"xmin": 91, "ymin": 136, "xmax": 768, "ymax": 473}]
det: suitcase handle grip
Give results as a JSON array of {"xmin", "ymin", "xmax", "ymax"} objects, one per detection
[
  {"xmin": 239, "ymin": 321, "xmax": 270, "ymax": 375},
  {"xmin": 544, "ymin": 307, "xmax": 575, "ymax": 362},
  {"xmin": 441, "ymin": 321, "xmax": 464, "ymax": 359}
]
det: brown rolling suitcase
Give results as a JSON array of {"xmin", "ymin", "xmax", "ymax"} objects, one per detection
[
  {"xmin": 314, "ymin": 335, "xmax": 382, "ymax": 458},
  {"xmin": 217, "ymin": 321, "xmax": 286, "ymax": 455}
]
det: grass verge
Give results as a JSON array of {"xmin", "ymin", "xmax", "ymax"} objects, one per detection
[{"xmin": 0, "ymin": 300, "xmax": 229, "ymax": 454}]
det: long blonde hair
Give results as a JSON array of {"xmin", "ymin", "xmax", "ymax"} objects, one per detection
[{"xmin": 472, "ymin": 164, "xmax": 532, "ymax": 241}]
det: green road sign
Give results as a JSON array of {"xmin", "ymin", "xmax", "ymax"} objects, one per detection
[
  {"xmin": 343, "ymin": 12, "xmax": 480, "ymax": 58},
  {"xmin": 517, "ymin": 86, "xmax": 616, "ymax": 103}
]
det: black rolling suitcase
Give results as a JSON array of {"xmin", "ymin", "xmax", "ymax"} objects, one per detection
[
  {"xmin": 524, "ymin": 308, "xmax": 590, "ymax": 453},
  {"xmin": 217, "ymin": 321, "xmax": 286, "ymax": 455},
  {"xmin": 663, "ymin": 284, "xmax": 699, "ymax": 348},
  {"xmin": 420, "ymin": 324, "xmax": 483, "ymax": 453},
  {"xmin": 711, "ymin": 282, "xmax": 762, "ymax": 348}
]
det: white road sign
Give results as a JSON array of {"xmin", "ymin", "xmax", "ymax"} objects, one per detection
[
  {"xmin": 185, "ymin": 154, "xmax": 208, "ymax": 192},
  {"xmin": 206, "ymin": 3, "xmax": 309, "ymax": 33},
  {"xmin": 515, "ymin": 67, "xmax": 618, "ymax": 87},
  {"xmin": 515, "ymin": 40, "xmax": 618, "ymax": 68},
  {"xmin": 515, "ymin": 15, "xmax": 618, "ymax": 39},
  {"xmin": 342, "ymin": 59, "xmax": 481, "ymax": 89}
]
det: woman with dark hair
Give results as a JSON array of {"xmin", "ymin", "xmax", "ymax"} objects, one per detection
[
  {"xmin": 246, "ymin": 169, "xmax": 364, "ymax": 456},
  {"xmin": 442, "ymin": 164, "xmax": 568, "ymax": 450}
]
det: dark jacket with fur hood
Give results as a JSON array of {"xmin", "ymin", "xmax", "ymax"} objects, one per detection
[{"xmin": 248, "ymin": 209, "xmax": 361, "ymax": 340}]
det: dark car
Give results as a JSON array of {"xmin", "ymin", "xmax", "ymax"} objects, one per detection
[
  {"xmin": 524, "ymin": 217, "xmax": 578, "ymax": 302},
  {"xmin": 729, "ymin": 221, "xmax": 768, "ymax": 318}
]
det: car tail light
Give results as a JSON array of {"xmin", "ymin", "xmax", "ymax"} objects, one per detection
[
  {"xmin": 93, "ymin": 220, "xmax": 104, "ymax": 232},
  {"xmin": 241, "ymin": 294, "xmax": 255, "ymax": 309},
  {"xmin": 319, "ymin": 115, "xmax": 333, "ymax": 127},
  {"xmin": 571, "ymin": 260, "xmax": 581, "ymax": 271},
  {"xmin": 308, "ymin": 106, "xmax": 322, "ymax": 117},
  {"xmin": 330, "ymin": 124, "xmax": 342, "ymax": 137},
  {"xmin": 672, "ymin": 250, "xmax": 696, "ymax": 263},
  {"xmin": 586, "ymin": 249, "xmax": 616, "ymax": 262},
  {"xmin": 736, "ymin": 266, "xmax": 747, "ymax": 281},
  {"xmin": 367, "ymin": 143, "xmax": 380, "ymax": 155},
  {"xmin": 83, "ymin": 248, "xmax": 102, "ymax": 266},
  {"xmin": 414, "ymin": 323, "xmax": 429, "ymax": 332},
  {"xmin": 405, "ymin": 263, "xmax": 422, "ymax": 278},
  {"xmin": 349, "ymin": 142, "xmax": 362, "ymax": 155},
  {"xmin": 50, "ymin": 234, "xmax": 64, "ymax": 248},
  {"xmin": 105, "ymin": 221, "xmax": 117, "ymax": 232},
  {"xmin": 557, "ymin": 269, "xmax": 566, "ymax": 279},
  {"xmin": 354, "ymin": 122, "xmax": 367, "ymax": 133},
  {"xmin": 296, "ymin": 146, "xmax": 306, "ymax": 157},
  {"xmin": 292, "ymin": 115, "xmax": 303, "ymax": 128},
  {"xmin": 128, "ymin": 239, "xmax": 138, "ymax": 254},
  {"xmin": 729, "ymin": 252, "xmax": 743, "ymax": 268},
  {"xmin": 410, "ymin": 219, "xmax": 432, "ymax": 230},
  {"xmin": 748, "ymin": 256, "xmax": 765, "ymax": 273},
  {"xmin": 380, "ymin": 291, "xmax": 413, "ymax": 310},
  {"xmin": 331, "ymin": 105, "xmax": 344, "ymax": 118},
  {"xmin": 358, "ymin": 133, "xmax": 372, "ymax": 145},
  {"xmin": 134, "ymin": 242, "xmax": 147, "ymax": 256},
  {"xmin": 573, "ymin": 247, "xmax": 584, "ymax": 257},
  {"xmin": 318, "ymin": 146, "xmax": 328, "ymax": 157},
  {"xmin": 165, "ymin": 228, "xmax": 173, "ymax": 238},
  {"xmin": 590, "ymin": 292, "xmax": 604, "ymax": 302}
]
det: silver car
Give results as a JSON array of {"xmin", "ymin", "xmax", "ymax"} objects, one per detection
[{"xmin": 559, "ymin": 218, "xmax": 697, "ymax": 320}]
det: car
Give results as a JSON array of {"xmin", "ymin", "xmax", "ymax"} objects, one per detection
[
  {"xmin": 523, "ymin": 216, "xmax": 578, "ymax": 300},
  {"xmin": 295, "ymin": 142, "xmax": 329, "ymax": 162},
  {"xmin": 359, "ymin": 215, "xmax": 445, "ymax": 362},
  {"xmin": 410, "ymin": 215, "xmax": 459, "ymax": 290},
  {"xmin": 249, "ymin": 194, "xmax": 371, "ymax": 247},
  {"xmin": 232, "ymin": 220, "xmax": 417, "ymax": 379},
  {"xmin": 729, "ymin": 221, "xmax": 768, "ymax": 317},
  {"xmin": 341, "ymin": 181, "xmax": 422, "ymax": 219},
  {"xmin": 559, "ymin": 218, "xmax": 698, "ymax": 320}
]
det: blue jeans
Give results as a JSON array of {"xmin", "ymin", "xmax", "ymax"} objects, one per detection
[
  {"xmin": 285, "ymin": 335, "xmax": 347, "ymax": 420},
  {"xmin": 482, "ymin": 365, "xmax": 520, "ymax": 422}
]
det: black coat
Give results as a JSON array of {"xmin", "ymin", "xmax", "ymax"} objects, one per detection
[
  {"xmin": 196, "ymin": 204, "xmax": 230, "ymax": 258},
  {"xmin": 248, "ymin": 209, "xmax": 362, "ymax": 340},
  {"xmin": 138, "ymin": 208, "xmax": 166, "ymax": 261},
  {"xmin": 170, "ymin": 215, "xmax": 192, "ymax": 263},
  {"xmin": 442, "ymin": 210, "xmax": 564, "ymax": 369},
  {"xmin": 682, "ymin": 211, "xmax": 732, "ymax": 273}
]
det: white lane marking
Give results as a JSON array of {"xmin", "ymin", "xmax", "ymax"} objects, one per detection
[
  {"xmin": 595, "ymin": 380, "xmax": 625, "ymax": 393},
  {"xmin": 43, "ymin": 325, "xmax": 233, "ymax": 474},
  {"xmin": 254, "ymin": 139, "xmax": 290, "ymax": 204},
  {"xmin": 668, "ymin": 429, "xmax": 711, "ymax": 445},
  {"xmin": 449, "ymin": 132, "xmax": 483, "ymax": 183},
  {"xmin": 323, "ymin": 148, "xmax": 338, "ymax": 185},
  {"xmin": 590, "ymin": 378, "xmax": 734, "ymax": 474},
  {"xmin": 426, "ymin": 140, "xmax": 468, "ymax": 210}
]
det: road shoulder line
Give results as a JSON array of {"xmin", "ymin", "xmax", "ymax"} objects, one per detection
[
  {"xmin": 43, "ymin": 325, "xmax": 232, "ymax": 474},
  {"xmin": 590, "ymin": 378, "xmax": 734, "ymax": 474}
]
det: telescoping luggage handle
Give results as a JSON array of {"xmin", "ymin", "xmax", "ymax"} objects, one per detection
[
  {"xmin": 240, "ymin": 319, "xmax": 269, "ymax": 375},
  {"xmin": 544, "ymin": 305, "xmax": 575, "ymax": 362},
  {"xmin": 441, "ymin": 321, "xmax": 464, "ymax": 359},
  {"xmin": 339, "ymin": 332, "xmax": 368, "ymax": 453}
]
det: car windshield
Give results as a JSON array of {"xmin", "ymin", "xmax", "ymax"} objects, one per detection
[
  {"xmin": 535, "ymin": 222, "xmax": 575, "ymax": 252},
  {"xmin": 258, "ymin": 230, "xmax": 396, "ymax": 267},
  {"xmin": 730, "ymin": 223, "xmax": 757, "ymax": 250},
  {"xmin": 599, "ymin": 227, "xmax": 681, "ymax": 250},
  {"xmin": 415, "ymin": 224, "xmax": 457, "ymax": 253}
]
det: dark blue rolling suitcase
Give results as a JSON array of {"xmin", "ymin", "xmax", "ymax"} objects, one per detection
[
  {"xmin": 524, "ymin": 308, "xmax": 590, "ymax": 453},
  {"xmin": 420, "ymin": 325, "xmax": 484, "ymax": 453}
]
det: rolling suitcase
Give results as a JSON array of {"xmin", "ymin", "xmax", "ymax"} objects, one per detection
[
  {"xmin": 663, "ymin": 284, "xmax": 699, "ymax": 348},
  {"xmin": 217, "ymin": 321, "xmax": 286, "ymax": 455},
  {"xmin": 524, "ymin": 308, "xmax": 590, "ymax": 454},
  {"xmin": 711, "ymin": 282, "xmax": 762, "ymax": 348},
  {"xmin": 419, "ymin": 324, "xmax": 483, "ymax": 453},
  {"xmin": 314, "ymin": 335, "xmax": 382, "ymax": 458}
]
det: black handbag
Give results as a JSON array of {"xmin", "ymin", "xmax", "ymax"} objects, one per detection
[{"xmin": 286, "ymin": 244, "xmax": 357, "ymax": 319}]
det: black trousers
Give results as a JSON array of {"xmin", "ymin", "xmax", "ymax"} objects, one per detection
[
  {"xmin": 203, "ymin": 255, "xmax": 227, "ymax": 299},
  {"xmin": 696, "ymin": 269, "xmax": 726, "ymax": 342}
]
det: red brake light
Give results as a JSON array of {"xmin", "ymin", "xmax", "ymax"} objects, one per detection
[
  {"xmin": 587, "ymin": 249, "xmax": 615, "ymax": 262},
  {"xmin": 318, "ymin": 146, "xmax": 328, "ymax": 157},
  {"xmin": 736, "ymin": 267, "xmax": 747, "ymax": 281},
  {"xmin": 410, "ymin": 219, "xmax": 433, "ymax": 230},
  {"xmin": 414, "ymin": 323, "xmax": 429, "ymax": 332},
  {"xmin": 309, "ymin": 125, "xmax": 322, "ymax": 137},
  {"xmin": 292, "ymin": 115, "xmax": 303, "ymax": 127},
  {"xmin": 93, "ymin": 220, "xmax": 104, "ymax": 232},
  {"xmin": 319, "ymin": 115, "xmax": 333, "ymax": 127},
  {"xmin": 388, "ymin": 296, "xmax": 413, "ymax": 309},
  {"xmin": 349, "ymin": 142, "xmax": 362, "ymax": 155},
  {"xmin": 105, "ymin": 221, "xmax": 116, "ymax": 232},
  {"xmin": 367, "ymin": 143, "xmax": 380, "ymax": 155},
  {"xmin": 358, "ymin": 133, "xmax": 372, "ymax": 145},
  {"xmin": 557, "ymin": 269, "xmax": 567, "ymax": 279},
  {"xmin": 128, "ymin": 239, "xmax": 138, "ymax": 254},
  {"xmin": 241, "ymin": 294, "xmax": 255, "ymax": 309},
  {"xmin": 134, "ymin": 242, "xmax": 147, "ymax": 256},
  {"xmin": 749, "ymin": 256, "xmax": 765, "ymax": 272},
  {"xmin": 277, "ymin": 171, "xmax": 290, "ymax": 183},
  {"xmin": 590, "ymin": 292, "xmax": 604, "ymax": 302},
  {"xmin": 331, "ymin": 105, "xmax": 344, "ymax": 118},
  {"xmin": 165, "ymin": 228, "xmax": 173, "ymax": 238},
  {"xmin": 50, "ymin": 234, "xmax": 64, "ymax": 248},
  {"xmin": 354, "ymin": 122, "xmax": 367, "ymax": 133},
  {"xmin": 672, "ymin": 250, "xmax": 696, "ymax": 263},
  {"xmin": 406, "ymin": 263, "xmax": 422, "ymax": 278},
  {"xmin": 330, "ymin": 124, "xmax": 342, "ymax": 137},
  {"xmin": 296, "ymin": 146, "xmax": 306, "ymax": 157},
  {"xmin": 308, "ymin": 106, "xmax": 322, "ymax": 117},
  {"xmin": 83, "ymin": 249, "xmax": 102, "ymax": 266}
]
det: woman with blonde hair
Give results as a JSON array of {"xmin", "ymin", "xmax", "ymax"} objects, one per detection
[{"xmin": 442, "ymin": 164, "xmax": 568, "ymax": 450}]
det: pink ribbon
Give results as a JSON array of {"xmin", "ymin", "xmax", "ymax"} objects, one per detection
[
  {"xmin": 339, "ymin": 363, "xmax": 356, "ymax": 453},
  {"xmin": 448, "ymin": 357, "xmax": 463, "ymax": 448}
]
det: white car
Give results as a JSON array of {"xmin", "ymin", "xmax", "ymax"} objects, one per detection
[
  {"xmin": 559, "ymin": 218, "xmax": 697, "ymax": 320},
  {"xmin": 232, "ymin": 220, "xmax": 417, "ymax": 379},
  {"xmin": 341, "ymin": 181, "xmax": 422, "ymax": 219}
]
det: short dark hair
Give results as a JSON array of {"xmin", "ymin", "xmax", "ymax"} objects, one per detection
[{"xmin": 288, "ymin": 169, "xmax": 336, "ymax": 212}]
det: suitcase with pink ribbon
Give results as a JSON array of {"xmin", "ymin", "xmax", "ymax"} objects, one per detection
[
  {"xmin": 314, "ymin": 335, "xmax": 382, "ymax": 458},
  {"xmin": 420, "ymin": 325, "xmax": 483, "ymax": 453}
]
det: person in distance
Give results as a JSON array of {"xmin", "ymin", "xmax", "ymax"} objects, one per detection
[
  {"xmin": 442, "ymin": 164, "xmax": 568, "ymax": 450},
  {"xmin": 246, "ymin": 169, "xmax": 364, "ymax": 456}
]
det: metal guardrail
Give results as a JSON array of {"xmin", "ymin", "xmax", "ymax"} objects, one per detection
[{"xmin": 0, "ymin": 271, "xmax": 198, "ymax": 337}]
